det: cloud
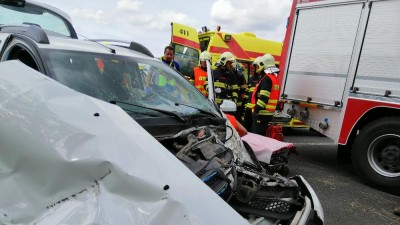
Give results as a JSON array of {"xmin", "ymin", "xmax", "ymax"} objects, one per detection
[
  {"xmin": 116, "ymin": 0, "xmax": 143, "ymax": 11},
  {"xmin": 147, "ymin": 10, "xmax": 197, "ymax": 31},
  {"xmin": 71, "ymin": 8, "xmax": 106, "ymax": 21}
]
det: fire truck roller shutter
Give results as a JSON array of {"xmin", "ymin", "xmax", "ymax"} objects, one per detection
[
  {"xmin": 353, "ymin": 0, "xmax": 400, "ymax": 98},
  {"xmin": 282, "ymin": 3, "xmax": 364, "ymax": 105}
]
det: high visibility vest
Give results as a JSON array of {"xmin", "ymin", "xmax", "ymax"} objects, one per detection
[
  {"xmin": 193, "ymin": 67, "xmax": 208, "ymax": 96},
  {"xmin": 160, "ymin": 57, "xmax": 177, "ymax": 70},
  {"xmin": 251, "ymin": 73, "xmax": 280, "ymax": 113}
]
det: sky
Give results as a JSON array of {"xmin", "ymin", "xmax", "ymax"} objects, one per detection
[{"xmin": 41, "ymin": 0, "xmax": 293, "ymax": 56}]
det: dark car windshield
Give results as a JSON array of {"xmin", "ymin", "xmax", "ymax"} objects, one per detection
[
  {"xmin": 0, "ymin": 3, "xmax": 73, "ymax": 37},
  {"xmin": 41, "ymin": 49, "xmax": 219, "ymax": 117}
]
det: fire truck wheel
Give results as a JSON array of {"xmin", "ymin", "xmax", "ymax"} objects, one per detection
[{"xmin": 352, "ymin": 117, "xmax": 400, "ymax": 195}]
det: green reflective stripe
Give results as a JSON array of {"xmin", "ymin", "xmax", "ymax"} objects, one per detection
[
  {"xmin": 260, "ymin": 90, "xmax": 271, "ymax": 97},
  {"xmin": 258, "ymin": 110, "xmax": 274, "ymax": 116},
  {"xmin": 232, "ymin": 92, "xmax": 239, "ymax": 97},
  {"xmin": 249, "ymin": 87, "xmax": 255, "ymax": 91},
  {"xmin": 215, "ymin": 98, "xmax": 222, "ymax": 104},
  {"xmin": 237, "ymin": 102, "xmax": 242, "ymax": 106},
  {"xmin": 232, "ymin": 84, "xmax": 239, "ymax": 89},
  {"xmin": 269, "ymin": 100, "xmax": 278, "ymax": 103},
  {"xmin": 199, "ymin": 77, "xmax": 207, "ymax": 81},
  {"xmin": 245, "ymin": 103, "xmax": 255, "ymax": 108},
  {"xmin": 257, "ymin": 100, "xmax": 267, "ymax": 108},
  {"xmin": 156, "ymin": 75, "xmax": 175, "ymax": 87},
  {"xmin": 266, "ymin": 105, "xmax": 276, "ymax": 110},
  {"xmin": 214, "ymin": 82, "xmax": 226, "ymax": 88},
  {"xmin": 157, "ymin": 75, "xmax": 167, "ymax": 86}
]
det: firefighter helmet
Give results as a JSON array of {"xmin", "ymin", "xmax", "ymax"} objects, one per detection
[
  {"xmin": 199, "ymin": 51, "xmax": 211, "ymax": 61},
  {"xmin": 216, "ymin": 51, "xmax": 235, "ymax": 66},
  {"xmin": 259, "ymin": 54, "xmax": 275, "ymax": 68},
  {"xmin": 257, "ymin": 54, "xmax": 276, "ymax": 72},
  {"xmin": 252, "ymin": 56, "xmax": 262, "ymax": 65}
]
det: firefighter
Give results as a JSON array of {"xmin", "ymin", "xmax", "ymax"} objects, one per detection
[
  {"xmin": 250, "ymin": 54, "xmax": 280, "ymax": 136},
  {"xmin": 160, "ymin": 45, "xmax": 180, "ymax": 72},
  {"xmin": 242, "ymin": 56, "xmax": 262, "ymax": 130},
  {"xmin": 205, "ymin": 51, "xmax": 238, "ymax": 105},
  {"xmin": 191, "ymin": 51, "xmax": 211, "ymax": 97},
  {"xmin": 232, "ymin": 61, "xmax": 247, "ymax": 123}
]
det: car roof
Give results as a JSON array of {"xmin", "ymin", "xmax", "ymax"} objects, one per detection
[
  {"xmin": 34, "ymin": 35, "xmax": 157, "ymax": 60},
  {"xmin": 26, "ymin": 0, "xmax": 73, "ymax": 25}
]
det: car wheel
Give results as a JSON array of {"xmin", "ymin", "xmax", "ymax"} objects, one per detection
[{"xmin": 352, "ymin": 117, "xmax": 400, "ymax": 194}]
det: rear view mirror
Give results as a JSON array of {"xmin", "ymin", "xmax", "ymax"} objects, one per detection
[{"xmin": 220, "ymin": 99, "xmax": 236, "ymax": 112}]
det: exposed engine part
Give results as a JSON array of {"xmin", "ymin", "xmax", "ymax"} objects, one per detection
[{"xmin": 160, "ymin": 125, "xmax": 310, "ymax": 223}]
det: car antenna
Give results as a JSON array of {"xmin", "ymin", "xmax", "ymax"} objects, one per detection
[{"xmin": 77, "ymin": 33, "xmax": 116, "ymax": 54}]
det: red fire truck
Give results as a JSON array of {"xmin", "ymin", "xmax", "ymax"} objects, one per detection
[{"xmin": 280, "ymin": 0, "xmax": 400, "ymax": 194}]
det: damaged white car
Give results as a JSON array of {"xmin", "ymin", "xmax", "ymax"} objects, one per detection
[
  {"xmin": 0, "ymin": 60, "xmax": 251, "ymax": 225},
  {"xmin": 0, "ymin": 21, "xmax": 324, "ymax": 224}
]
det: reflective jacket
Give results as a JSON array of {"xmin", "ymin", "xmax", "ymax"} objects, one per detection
[
  {"xmin": 205, "ymin": 67, "xmax": 237, "ymax": 105},
  {"xmin": 251, "ymin": 73, "xmax": 280, "ymax": 116},
  {"xmin": 193, "ymin": 66, "xmax": 208, "ymax": 96},
  {"xmin": 244, "ymin": 73, "xmax": 262, "ymax": 110},
  {"xmin": 160, "ymin": 57, "xmax": 180, "ymax": 72}
]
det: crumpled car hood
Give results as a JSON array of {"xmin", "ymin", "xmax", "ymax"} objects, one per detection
[{"xmin": 0, "ymin": 61, "xmax": 250, "ymax": 225}]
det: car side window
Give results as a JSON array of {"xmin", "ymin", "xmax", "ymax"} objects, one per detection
[{"xmin": 6, "ymin": 46, "xmax": 39, "ymax": 71}]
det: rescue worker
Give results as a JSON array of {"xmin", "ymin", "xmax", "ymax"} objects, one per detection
[
  {"xmin": 191, "ymin": 51, "xmax": 211, "ymax": 97},
  {"xmin": 160, "ymin": 45, "xmax": 180, "ymax": 72},
  {"xmin": 250, "ymin": 54, "xmax": 280, "ymax": 136},
  {"xmin": 205, "ymin": 52, "xmax": 238, "ymax": 105},
  {"xmin": 232, "ymin": 61, "xmax": 247, "ymax": 123},
  {"xmin": 145, "ymin": 46, "xmax": 181, "ymax": 94},
  {"xmin": 242, "ymin": 56, "xmax": 262, "ymax": 130}
]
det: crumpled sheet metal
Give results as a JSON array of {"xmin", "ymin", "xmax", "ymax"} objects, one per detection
[{"xmin": 0, "ymin": 61, "xmax": 250, "ymax": 225}]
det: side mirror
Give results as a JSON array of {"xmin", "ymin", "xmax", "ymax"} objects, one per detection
[{"xmin": 220, "ymin": 99, "xmax": 237, "ymax": 112}]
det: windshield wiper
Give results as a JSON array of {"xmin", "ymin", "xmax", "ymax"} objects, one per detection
[
  {"xmin": 174, "ymin": 102, "xmax": 220, "ymax": 117},
  {"xmin": 110, "ymin": 100, "xmax": 187, "ymax": 123}
]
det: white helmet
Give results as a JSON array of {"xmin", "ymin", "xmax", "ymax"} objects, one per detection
[
  {"xmin": 258, "ymin": 54, "xmax": 276, "ymax": 68},
  {"xmin": 252, "ymin": 56, "xmax": 262, "ymax": 65},
  {"xmin": 217, "ymin": 51, "xmax": 235, "ymax": 66},
  {"xmin": 199, "ymin": 51, "xmax": 211, "ymax": 61},
  {"xmin": 257, "ymin": 54, "xmax": 276, "ymax": 72}
]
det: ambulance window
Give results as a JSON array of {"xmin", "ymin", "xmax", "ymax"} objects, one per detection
[
  {"xmin": 173, "ymin": 44, "xmax": 199, "ymax": 78},
  {"xmin": 200, "ymin": 39, "xmax": 210, "ymax": 52}
]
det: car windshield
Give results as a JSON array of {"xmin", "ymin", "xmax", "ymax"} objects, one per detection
[
  {"xmin": 42, "ymin": 49, "xmax": 219, "ymax": 118},
  {"xmin": 0, "ymin": 3, "xmax": 71, "ymax": 37}
]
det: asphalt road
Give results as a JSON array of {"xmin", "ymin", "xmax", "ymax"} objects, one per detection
[{"xmin": 284, "ymin": 128, "xmax": 400, "ymax": 225}]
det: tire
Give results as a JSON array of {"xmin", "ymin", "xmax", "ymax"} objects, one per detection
[{"xmin": 352, "ymin": 117, "xmax": 400, "ymax": 194}]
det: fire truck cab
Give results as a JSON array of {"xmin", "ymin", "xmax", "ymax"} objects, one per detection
[{"xmin": 280, "ymin": 0, "xmax": 400, "ymax": 194}]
